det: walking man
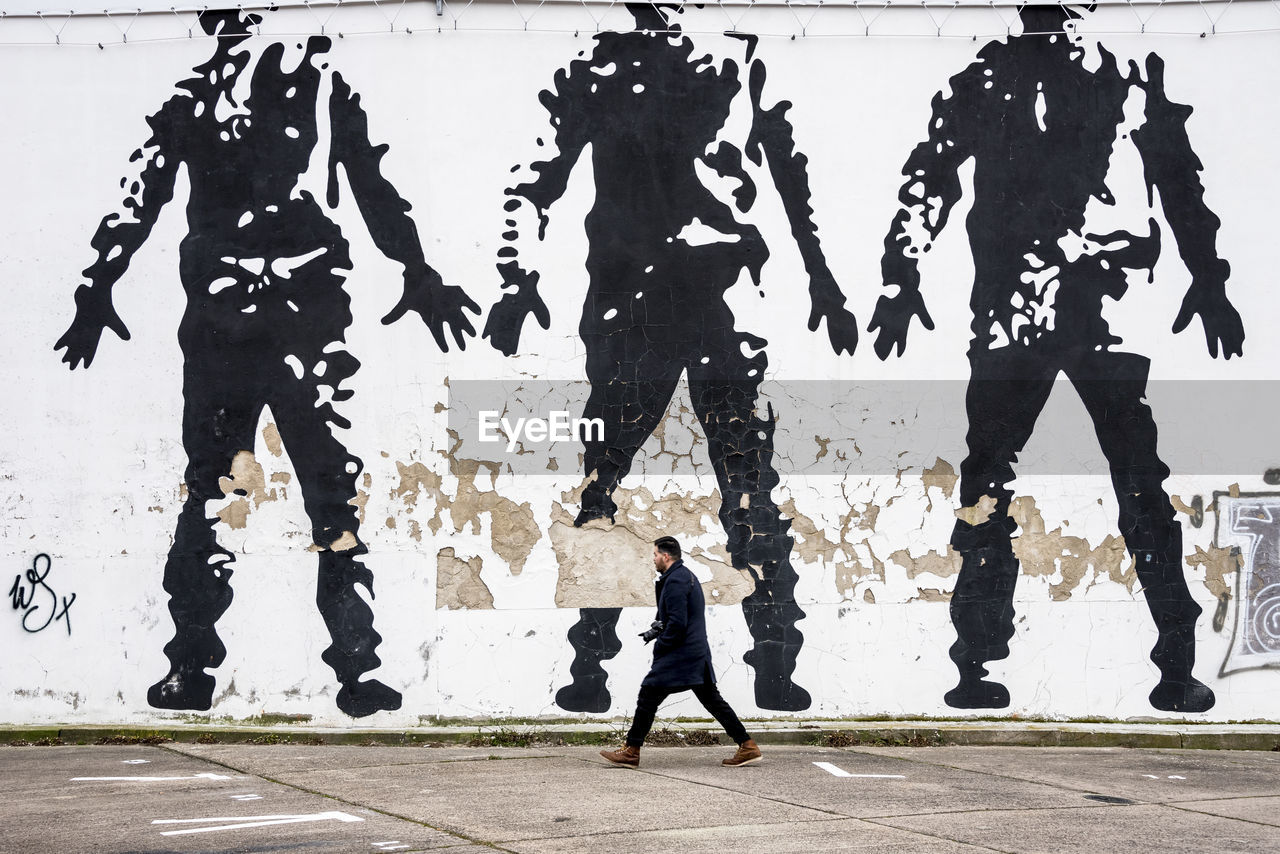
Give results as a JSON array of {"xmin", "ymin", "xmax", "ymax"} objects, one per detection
[
  {"xmin": 485, "ymin": 1, "xmax": 857, "ymax": 713},
  {"xmin": 55, "ymin": 9, "xmax": 478, "ymax": 717},
  {"xmin": 869, "ymin": 2, "xmax": 1243, "ymax": 712},
  {"xmin": 601, "ymin": 537, "xmax": 762, "ymax": 768}
]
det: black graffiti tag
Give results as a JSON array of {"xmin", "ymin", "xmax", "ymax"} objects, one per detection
[{"xmin": 9, "ymin": 554, "xmax": 75, "ymax": 636}]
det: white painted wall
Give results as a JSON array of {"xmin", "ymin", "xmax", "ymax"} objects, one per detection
[{"xmin": 1, "ymin": 2, "xmax": 1277, "ymax": 725}]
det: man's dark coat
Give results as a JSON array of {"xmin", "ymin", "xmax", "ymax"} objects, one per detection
[{"xmin": 642, "ymin": 560, "xmax": 714, "ymax": 688}]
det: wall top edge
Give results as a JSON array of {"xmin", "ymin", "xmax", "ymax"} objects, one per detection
[{"xmin": 0, "ymin": 0, "xmax": 1254, "ymax": 20}]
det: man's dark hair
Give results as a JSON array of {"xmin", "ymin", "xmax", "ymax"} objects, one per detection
[{"xmin": 654, "ymin": 536, "xmax": 681, "ymax": 560}]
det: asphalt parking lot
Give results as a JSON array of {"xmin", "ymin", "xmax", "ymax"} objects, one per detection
[{"xmin": 2, "ymin": 742, "xmax": 1278, "ymax": 853}]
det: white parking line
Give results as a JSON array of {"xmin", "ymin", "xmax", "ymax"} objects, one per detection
[
  {"xmin": 72, "ymin": 773, "xmax": 234, "ymax": 783},
  {"xmin": 152, "ymin": 811, "xmax": 364, "ymax": 836},
  {"xmin": 813, "ymin": 762, "xmax": 905, "ymax": 779}
]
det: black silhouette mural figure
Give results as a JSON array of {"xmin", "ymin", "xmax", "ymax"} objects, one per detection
[
  {"xmin": 870, "ymin": 3, "xmax": 1244, "ymax": 713},
  {"xmin": 483, "ymin": 3, "xmax": 858, "ymax": 713},
  {"xmin": 54, "ymin": 10, "xmax": 478, "ymax": 717}
]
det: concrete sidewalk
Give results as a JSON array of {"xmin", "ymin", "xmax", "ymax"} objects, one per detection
[
  {"xmin": 4, "ymin": 718, "xmax": 1280, "ymax": 750},
  {"xmin": 2, "ymin": 740, "xmax": 1277, "ymax": 852}
]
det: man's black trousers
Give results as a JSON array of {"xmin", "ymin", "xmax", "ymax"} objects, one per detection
[{"xmin": 626, "ymin": 681, "xmax": 750, "ymax": 747}]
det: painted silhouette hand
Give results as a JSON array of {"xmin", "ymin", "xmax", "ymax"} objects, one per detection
[
  {"xmin": 807, "ymin": 271, "xmax": 858, "ymax": 356},
  {"xmin": 55, "ymin": 284, "xmax": 130, "ymax": 370},
  {"xmin": 1173, "ymin": 274, "xmax": 1244, "ymax": 359},
  {"xmin": 382, "ymin": 271, "xmax": 480, "ymax": 353},
  {"xmin": 810, "ymin": 303, "xmax": 859, "ymax": 356},
  {"xmin": 868, "ymin": 288, "xmax": 934, "ymax": 360},
  {"xmin": 483, "ymin": 261, "xmax": 551, "ymax": 357}
]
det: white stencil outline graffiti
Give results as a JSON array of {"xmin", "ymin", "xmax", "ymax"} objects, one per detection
[{"xmin": 1213, "ymin": 492, "xmax": 1280, "ymax": 675}]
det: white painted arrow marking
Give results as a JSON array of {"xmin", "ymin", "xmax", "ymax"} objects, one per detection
[
  {"xmin": 152, "ymin": 811, "xmax": 364, "ymax": 836},
  {"xmin": 813, "ymin": 762, "xmax": 904, "ymax": 779},
  {"xmin": 72, "ymin": 773, "xmax": 233, "ymax": 782}
]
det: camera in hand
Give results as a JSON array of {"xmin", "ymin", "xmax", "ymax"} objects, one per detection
[{"xmin": 639, "ymin": 620, "xmax": 664, "ymax": 643}]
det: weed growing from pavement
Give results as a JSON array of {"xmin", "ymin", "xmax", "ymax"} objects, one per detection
[
  {"xmin": 646, "ymin": 727, "xmax": 721, "ymax": 746},
  {"xmin": 817, "ymin": 730, "xmax": 948, "ymax": 748},
  {"xmin": 93, "ymin": 733, "xmax": 172, "ymax": 745}
]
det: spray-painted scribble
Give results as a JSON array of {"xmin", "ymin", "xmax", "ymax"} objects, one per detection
[
  {"xmin": 54, "ymin": 10, "xmax": 477, "ymax": 717},
  {"xmin": 484, "ymin": 2, "xmax": 856, "ymax": 712},
  {"xmin": 9, "ymin": 554, "xmax": 75, "ymax": 636},
  {"xmin": 1216, "ymin": 493, "xmax": 1280, "ymax": 674},
  {"xmin": 872, "ymin": 3, "xmax": 1242, "ymax": 712}
]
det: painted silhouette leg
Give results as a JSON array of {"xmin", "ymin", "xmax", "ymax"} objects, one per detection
[
  {"xmin": 691, "ymin": 338, "xmax": 810, "ymax": 711},
  {"xmin": 316, "ymin": 543, "xmax": 402, "ymax": 718},
  {"xmin": 946, "ymin": 354, "xmax": 1056, "ymax": 709},
  {"xmin": 945, "ymin": 538, "xmax": 1018, "ymax": 709},
  {"xmin": 148, "ymin": 500, "xmax": 234, "ymax": 711},
  {"xmin": 555, "ymin": 607, "xmax": 624, "ymax": 712},
  {"xmin": 273, "ymin": 346, "xmax": 401, "ymax": 718},
  {"xmin": 740, "ymin": 555, "xmax": 810, "ymax": 711},
  {"xmin": 1072, "ymin": 353, "xmax": 1214, "ymax": 713},
  {"xmin": 576, "ymin": 330, "xmax": 681, "ymax": 526},
  {"xmin": 1134, "ymin": 544, "xmax": 1214, "ymax": 713},
  {"xmin": 149, "ymin": 373, "xmax": 260, "ymax": 712}
]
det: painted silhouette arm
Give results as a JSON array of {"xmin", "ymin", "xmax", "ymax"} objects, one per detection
[
  {"xmin": 744, "ymin": 58, "xmax": 857, "ymax": 357},
  {"xmin": 329, "ymin": 72, "xmax": 478, "ymax": 352},
  {"xmin": 55, "ymin": 101, "xmax": 182, "ymax": 369},
  {"xmin": 870, "ymin": 79, "xmax": 974, "ymax": 359},
  {"xmin": 1134, "ymin": 55, "xmax": 1243, "ymax": 359},
  {"xmin": 485, "ymin": 60, "xmax": 595, "ymax": 355}
]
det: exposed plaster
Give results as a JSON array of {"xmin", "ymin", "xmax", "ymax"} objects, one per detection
[{"xmin": 436, "ymin": 546, "xmax": 494, "ymax": 610}]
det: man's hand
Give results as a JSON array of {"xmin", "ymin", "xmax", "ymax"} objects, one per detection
[
  {"xmin": 54, "ymin": 284, "xmax": 130, "ymax": 370},
  {"xmin": 868, "ymin": 287, "xmax": 934, "ymax": 360},
  {"xmin": 382, "ymin": 268, "xmax": 481, "ymax": 353},
  {"xmin": 482, "ymin": 261, "xmax": 551, "ymax": 357},
  {"xmin": 1173, "ymin": 272, "xmax": 1244, "ymax": 359}
]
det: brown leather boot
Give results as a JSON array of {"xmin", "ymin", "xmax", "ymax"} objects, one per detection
[
  {"xmin": 722, "ymin": 738, "xmax": 762, "ymax": 767},
  {"xmin": 600, "ymin": 744, "xmax": 640, "ymax": 768}
]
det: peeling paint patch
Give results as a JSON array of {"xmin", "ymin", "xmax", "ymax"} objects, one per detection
[
  {"xmin": 922, "ymin": 457, "xmax": 958, "ymax": 510},
  {"xmin": 550, "ymin": 482, "xmax": 752, "ymax": 608},
  {"xmin": 349, "ymin": 489, "xmax": 369, "ymax": 526},
  {"xmin": 262, "ymin": 422, "xmax": 284, "ymax": 457},
  {"xmin": 1186, "ymin": 544, "xmax": 1241, "ymax": 600},
  {"xmin": 329, "ymin": 530, "xmax": 359, "ymax": 552},
  {"xmin": 955, "ymin": 494, "xmax": 998, "ymax": 526},
  {"xmin": 890, "ymin": 546, "xmax": 961, "ymax": 581},
  {"xmin": 1009, "ymin": 497, "xmax": 1133, "ymax": 599},
  {"xmin": 436, "ymin": 547, "xmax": 494, "ymax": 610},
  {"xmin": 548, "ymin": 517, "xmax": 657, "ymax": 608},
  {"xmin": 835, "ymin": 541, "xmax": 885, "ymax": 599},
  {"xmin": 217, "ymin": 499, "xmax": 251, "ymax": 529},
  {"xmin": 392, "ymin": 449, "xmax": 540, "ymax": 574},
  {"xmin": 214, "ymin": 450, "xmax": 282, "ymax": 529},
  {"xmin": 779, "ymin": 498, "xmax": 842, "ymax": 564}
]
